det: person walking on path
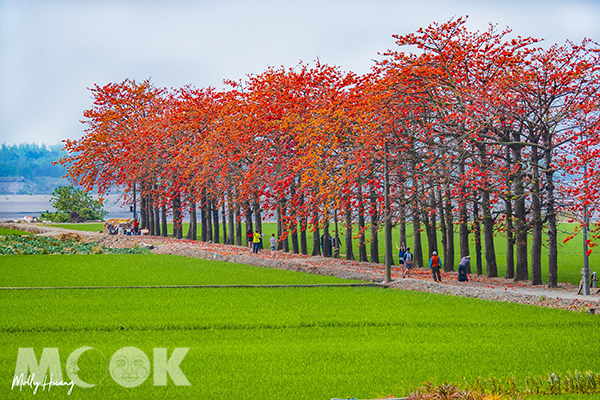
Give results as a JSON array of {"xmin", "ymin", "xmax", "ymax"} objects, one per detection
[
  {"xmin": 404, "ymin": 247, "xmax": 413, "ymax": 276},
  {"xmin": 458, "ymin": 255, "xmax": 470, "ymax": 282},
  {"xmin": 269, "ymin": 233, "xmax": 277, "ymax": 257},
  {"xmin": 429, "ymin": 251, "xmax": 442, "ymax": 282},
  {"xmin": 258, "ymin": 230, "xmax": 264, "ymax": 253},
  {"xmin": 247, "ymin": 229, "xmax": 254, "ymax": 250},
  {"xmin": 252, "ymin": 231, "xmax": 261, "ymax": 254},
  {"xmin": 396, "ymin": 242, "xmax": 406, "ymax": 277}
]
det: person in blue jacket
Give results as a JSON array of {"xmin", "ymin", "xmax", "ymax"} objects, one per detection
[{"xmin": 429, "ymin": 251, "xmax": 442, "ymax": 282}]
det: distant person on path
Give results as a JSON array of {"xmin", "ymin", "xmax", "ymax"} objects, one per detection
[
  {"xmin": 321, "ymin": 230, "xmax": 333, "ymax": 257},
  {"xmin": 252, "ymin": 231, "xmax": 261, "ymax": 254},
  {"xmin": 458, "ymin": 255, "xmax": 470, "ymax": 282},
  {"xmin": 247, "ymin": 229, "xmax": 254, "ymax": 249},
  {"xmin": 429, "ymin": 251, "xmax": 442, "ymax": 282},
  {"xmin": 270, "ymin": 233, "xmax": 277, "ymax": 256},
  {"xmin": 332, "ymin": 235, "xmax": 341, "ymax": 258},
  {"xmin": 396, "ymin": 242, "xmax": 406, "ymax": 277},
  {"xmin": 132, "ymin": 219, "xmax": 140, "ymax": 235},
  {"xmin": 404, "ymin": 247, "xmax": 413, "ymax": 276},
  {"xmin": 258, "ymin": 230, "xmax": 264, "ymax": 253}
]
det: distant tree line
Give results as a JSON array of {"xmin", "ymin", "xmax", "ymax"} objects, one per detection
[{"xmin": 0, "ymin": 143, "xmax": 69, "ymax": 194}]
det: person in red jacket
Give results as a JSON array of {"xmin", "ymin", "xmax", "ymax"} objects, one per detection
[{"xmin": 429, "ymin": 251, "xmax": 442, "ymax": 282}]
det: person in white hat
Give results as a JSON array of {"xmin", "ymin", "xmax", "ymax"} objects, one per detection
[{"xmin": 429, "ymin": 251, "xmax": 442, "ymax": 282}]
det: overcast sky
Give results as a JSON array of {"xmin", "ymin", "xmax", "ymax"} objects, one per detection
[{"xmin": 1, "ymin": 0, "xmax": 599, "ymax": 146}]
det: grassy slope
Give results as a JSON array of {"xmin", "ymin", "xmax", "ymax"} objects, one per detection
[{"xmin": 0, "ymin": 228, "xmax": 33, "ymax": 236}]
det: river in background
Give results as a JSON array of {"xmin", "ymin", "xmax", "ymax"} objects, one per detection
[{"xmin": 0, "ymin": 194, "xmax": 189, "ymax": 222}]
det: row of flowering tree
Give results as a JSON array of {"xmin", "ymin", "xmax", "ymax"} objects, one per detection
[{"xmin": 60, "ymin": 18, "xmax": 600, "ymax": 287}]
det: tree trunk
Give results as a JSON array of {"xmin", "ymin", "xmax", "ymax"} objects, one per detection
[
  {"xmin": 544, "ymin": 131, "xmax": 558, "ymax": 288},
  {"xmin": 437, "ymin": 187, "xmax": 449, "ymax": 271},
  {"xmin": 473, "ymin": 199, "xmax": 482, "ymax": 275},
  {"xmin": 513, "ymin": 136, "xmax": 528, "ymax": 282},
  {"xmin": 458, "ymin": 164, "xmax": 469, "ymax": 258},
  {"xmin": 311, "ymin": 207, "xmax": 321, "ymax": 256},
  {"xmin": 235, "ymin": 197, "xmax": 242, "ymax": 246},
  {"xmin": 398, "ymin": 193, "xmax": 407, "ymax": 249},
  {"xmin": 299, "ymin": 192, "xmax": 308, "ymax": 255},
  {"xmin": 244, "ymin": 201, "xmax": 252, "ymax": 247},
  {"xmin": 222, "ymin": 199, "xmax": 227, "ymax": 244},
  {"xmin": 413, "ymin": 201, "xmax": 424, "ymax": 268},
  {"xmin": 253, "ymin": 195, "xmax": 262, "ymax": 233},
  {"xmin": 423, "ymin": 187, "xmax": 437, "ymax": 258},
  {"xmin": 412, "ymin": 174, "xmax": 424, "ymax": 268},
  {"xmin": 161, "ymin": 204, "xmax": 168, "ymax": 238},
  {"xmin": 444, "ymin": 188, "xmax": 454, "ymax": 271},
  {"xmin": 186, "ymin": 202, "xmax": 197, "ymax": 240},
  {"xmin": 213, "ymin": 199, "xmax": 219, "ymax": 244},
  {"xmin": 141, "ymin": 194, "xmax": 147, "ymax": 230},
  {"xmin": 289, "ymin": 182, "xmax": 299, "ymax": 254},
  {"xmin": 172, "ymin": 194, "xmax": 182, "ymax": 239},
  {"xmin": 531, "ymin": 146, "xmax": 543, "ymax": 285},
  {"xmin": 207, "ymin": 198, "xmax": 213, "ymax": 242},
  {"xmin": 148, "ymin": 195, "xmax": 155, "ymax": 235},
  {"xmin": 153, "ymin": 188, "xmax": 161, "ymax": 237},
  {"xmin": 300, "ymin": 215, "xmax": 308, "ymax": 255},
  {"xmin": 227, "ymin": 192, "xmax": 235, "ymax": 245},
  {"xmin": 334, "ymin": 207, "xmax": 341, "ymax": 259},
  {"xmin": 504, "ymin": 147, "xmax": 515, "ymax": 279},
  {"xmin": 482, "ymin": 189, "xmax": 497, "ymax": 277},
  {"xmin": 357, "ymin": 182, "xmax": 368, "ymax": 262},
  {"xmin": 201, "ymin": 193, "xmax": 207, "ymax": 242},
  {"xmin": 345, "ymin": 199, "xmax": 354, "ymax": 261},
  {"xmin": 281, "ymin": 201, "xmax": 289, "ymax": 252},
  {"xmin": 369, "ymin": 183, "xmax": 379, "ymax": 264},
  {"xmin": 277, "ymin": 199, "xmax": 289, "ymax": 252},
  {"xmin": 290, "ymin": 222, "xmax": 299, "ymax": 254},
  {"xmin": 323, "ymin": 218, "xmax": 331, "ymax": 257}
]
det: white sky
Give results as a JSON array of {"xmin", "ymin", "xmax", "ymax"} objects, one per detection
[{"xmin": 1, "ymin": 0, "xmax": 599, "ymax": 146}]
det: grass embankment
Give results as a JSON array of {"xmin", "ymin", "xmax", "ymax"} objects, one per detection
[
  {"xmin": 0, "ymin": 254, "xmax": 599, "ymax": 399},
  {"xmin": 50, "ymin": 221, "xmax": 595, "ymax": 286},
  {"xmin": 0, "ymin": 228, "xmax": 33, "ymax": 236}
]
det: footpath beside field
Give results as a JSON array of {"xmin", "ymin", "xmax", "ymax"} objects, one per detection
[{"xmin": 3, "ymin": 222, "xmax": 600, "ymax": 313}]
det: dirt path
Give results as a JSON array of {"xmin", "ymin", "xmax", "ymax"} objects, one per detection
[{"xmin": 4, "ymin": 222, "xmax": 599, "ymax": 313}]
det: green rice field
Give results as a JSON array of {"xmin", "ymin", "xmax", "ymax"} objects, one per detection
[{"xmin": 0, "ymin": 254, "xmax": 599, "ymax": 399}]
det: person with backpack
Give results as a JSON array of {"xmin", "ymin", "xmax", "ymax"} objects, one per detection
[
  {"xmin": 404, "ymin": 247, "xmax": 413, "ymax": 276},
  {"xmin": 396, "ymin": 242, "xmax": 406, "ymax": 277},
  {"xmin": 429, "ymin": 251, "xmax": 442, "ymax": 282}
]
